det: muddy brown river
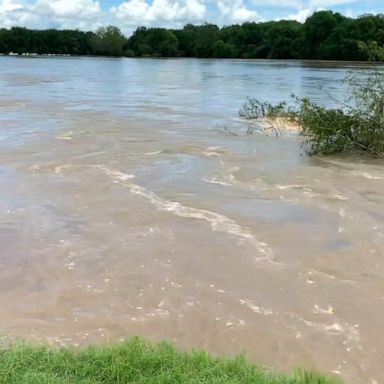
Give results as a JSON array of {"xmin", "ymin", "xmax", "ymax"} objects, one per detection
[{"xmin": 0, "ymin": 57, "xmax": 383, "ymax": 383}]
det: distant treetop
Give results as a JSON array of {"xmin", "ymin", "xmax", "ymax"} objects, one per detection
[{"xmin": 1, "ymin": 11, "xmax": 384, "ymax": 61}]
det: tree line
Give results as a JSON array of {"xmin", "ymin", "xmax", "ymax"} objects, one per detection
[{"xmin": 1, "ymin": 11, "xmax": 384, "ymax": 61}]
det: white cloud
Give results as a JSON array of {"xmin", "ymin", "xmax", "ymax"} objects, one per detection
[
  {"xmin": 112, "ymin": 0, "xmax": 148, "ymax": 21},
  {"xmin": 252, "ymin": 0, "xmax": 358, "ymax": 7},
  {"xmin": 287, "ymin": 8, "xmax": 312, "ymax": 22},
  {"xmin": 232, "ymin": 6, "xmax": 258, "ymax": 23},
  {"xmin": 215, "ymin": 0, "xmax": 258, "ymax": 23},
  {"xmin": 0, "ymin": 0, "xmax": 103, "ymax": 29},
  {"xmin": 282, "ymin": 0, "xmax": 359, "ymax": 22},
  {"xmin": 112, "ymin": 0, "xmax": 206, "ymax": 26},
  {"xmin": 251, "ymin": 0, "xmax": 301, "ymax": 7},
  {"xmin": 0, "ymin": 0, "xmax": 24, "ymax": 27},
  {"xmin": 309, "ymin": 0, "xmax": 358, "ymax": 6},
  {"xmin": 31, "ymin": 0, "xmax": 101, "ymax": 19},
  {"xmin": 0, "ymin": 0, "xmax": 23, "ymax": 12},
  {"xmin": 0, "ymin": 0, "xmax": 381, "ymax": 32}
]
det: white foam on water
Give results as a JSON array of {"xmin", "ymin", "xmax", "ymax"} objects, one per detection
[
  {"xmin": 276, "ymin": 184, "xmax": 305, "ymax": 191},
  {"xmin": 75, "ymin": 151, "xmax": 106, "ymax": 159},
  {"xmin": 64, "ymin": 262, "xmax": 75, "ymax": 270},
  {"xmin": 237, "ymin": 298, "xmax": 361, "ymax": 349},
  {"xmin": 56, "ymin": 131, "xmax": 74, "ymax": 141},
  {"xmin": 314, "ymin": 304, "xmax": 334, "ymax": 315},
  {"xmin": 289, "ymin": 313, "xmax": 361, "ymax": 347},
  {"xmin": 54, "ymin": 164, "xmax": 72, "ymax": 174},
  {"xmin": 308, "ymin": 269, "xmax": 356, "ymax": 284},
  {"xmin": 329, "ymin": 191, "xmax": 349, "ymax": 201},
  {"xmin": 201, "ymin": 177, "xmax": 233, "ymax": 186},
  {"xmin": 206, "ymin": 146, "xmax": 225, "ymax": 151},
  {"xmin": 96, "ymin": 165, "xmax": 277, "ymax": 264},
  {"xmin": 239, "ymin": 299, "xmax": 274, "ymax": 315},
  {"xmin": 95, "ymin": 166, "xmax": 135, "ymax": 181},
  {"xmin": 203, "ymin": 146, "xmax": 228, "ymax": 157},
  {"xmin": 276, "ymin": 184, "xmax": 321, "ymax": 198},
  {"xmin": 30, "ymin": 164, "xmax": 42, "ymax": 171},
  {"xmin": 145, "ymin": 151, "xmax": 163, "ymax": 156},
  {"xmin": 203, "ymin": 151, "xmax": 222, "ymax": 157},
  {"xmin": 201, "ymin": 160, "xmax": 238, "ymax": 187},
  {"xmin": 339, "ymin": 208, "xmax": 346, "ymax": 218},
  {"xmin": 355, "ymin": 172, "xmax": 383, "ymax": 180}
]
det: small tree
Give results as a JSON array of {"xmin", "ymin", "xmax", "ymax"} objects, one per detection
[
  {"xmin": 240, "ymin": 70, "xmax": 384, "ymax": 158},
  {"xmin": 92, "ymin": 26, "xmax": 127, "ymax": 57},
  {"xmin": 358, "ymin": 41, "xmax": 384, "ymax": 62}
]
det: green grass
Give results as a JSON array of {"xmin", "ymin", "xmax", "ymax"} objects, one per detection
[{"xmin": 0, "ymin": 337, "xmax": 340, "ymax": 384}]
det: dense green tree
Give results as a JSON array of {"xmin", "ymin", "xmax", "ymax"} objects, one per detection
[
  {"xmin": 155, "ymin": 30, "xmax": 179, "ymax": 56},
  {"xmin": 1, "ymin": 11, "xmax": 384, "ymax": 60},
  {"xmin": 126, "ymin": 27, "xmax": 179, "ymax": 56},
  {"xmin": 126, "ymin": 27, "xmax": 152, "ymax": 56},
  {"xmin": 92, "ymin": 26, "xmax": 126, "ymax": 57},
  {"xmin": 358, "ymin": 41, "xmax": 384, "ymax": 61},
  {"xmin": 192, "ymin": 24, "xmax": 220, "ymax": 58},
  {"xmin": 173, "ymin": 24, "xmax": 197, "ymax": 57},
  {"xmin": 302, "ymin": 11, "xmax": 347, "ymax": 58},
  {"xmin": 265, "ymin": 20, "xmax": 302, "ymax": 59},
  {"xmin": 212, "ymin": 40, "xmax": 238, "ymax": 58}
]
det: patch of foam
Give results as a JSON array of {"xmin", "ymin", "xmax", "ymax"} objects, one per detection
[
  {"xmin": 56, "ymin": 131, "xmax": 74, "ymax": 140},
  {"xmin": 290, "ymin": 313, "xmax": 361, "ymax": 346},
  {"xmin": 356, "ymin": 172, "xmax": 382, "ymax": 180},
  {"xmin": 95, "ymin": 166, "xmax": 134, "ymax": 181},
  {"xmin": 276, "ymin": 184, "xmax": 304, "ymax": 191},
  {"xmin": 207, "ymin": 146, "xmax": 225, "ymax": 151},
  {"xmin": 203, "ymin": 151, "xmax": 222, "ymax": 157},
  {"xmin": 308, "ymin": 269, "xmax": 356, "ymax": 284},
  {"xmin": 314, "ymin": 305, "xmax": 334, "ymax": 315},
  {"xmin": 75, "ymin": 151, "xmax": 106, "ymax": 159},
  {"xmin": 339, "ymin": 208, "xmax": 346, "ymax": 218},
  {"xmin": 64, "ymin": 262, "xmax": 75, "ymax": 270},
  {"xmin": 276, "ymin": 184, "xmax": 321, "ymax": 198},
  {"xmin": 202, "ymin": 146, "xmax": 229, "ymax": 157},
  {"xmin": 239, "ymin": 299, "xmax": 274, "ymax": 315},
  {"xmin": 145, "ymin": 151, "xmax": 162, "ymax": 156},
  {"xmin": 329, "ymin": 191, "xmax": 349, "ymax": 201},
  {"xmin": 97, "ymin": 166, "xmax": 276, "ymax": 264},
  {"xmin": 201, "ymin": 177, "xmax": 233, "ymax": 187},
  {"xmin": 30, "ymin": 164, "xmax": 41, "ymax": 171},
  {"xmin": 202, "ymin": 164, "xmax": 239, "ymax": 187},
  {"xmin": 54, "ymin": 164, "xmax": 72, "ymax": 175}
]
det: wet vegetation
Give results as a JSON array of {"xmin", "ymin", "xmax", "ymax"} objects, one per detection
[
  {"xmin": 240, "ymin": 71, "xmax": 384, "ymax": 158},
  {"xmin": 1, "ymin": 11, "xmax": 384, "ymax": 61},
  {"xmin": 0, "ymin": 338, "xmax": 340, "ymax": 384}
]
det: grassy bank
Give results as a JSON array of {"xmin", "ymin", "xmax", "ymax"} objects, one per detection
[{"xmin": 0, "ymin": 338, "xmax": 340, "ymax": 384}]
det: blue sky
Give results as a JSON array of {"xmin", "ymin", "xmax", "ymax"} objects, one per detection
[{"xmin": 0, "ymin": 0, "xmax": 383, "ymax": 35}]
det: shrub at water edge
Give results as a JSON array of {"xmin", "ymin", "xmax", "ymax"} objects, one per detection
[{"xmin": 240, "ymin": 70, "xmax": 384, "ymax": 158}]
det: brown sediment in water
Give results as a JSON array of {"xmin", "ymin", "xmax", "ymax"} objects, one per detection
[
  {"xmin": 1, "ymin": 58, "xmax": 384, "ymax": 384},
  {"xmin": 0, "ymin": 111, "xmax": 383, "ymax": 384}
]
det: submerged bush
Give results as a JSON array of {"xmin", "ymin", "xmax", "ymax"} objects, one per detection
[{"xmin": 240, "ymin": 70, "xmax": 384, "ymax": 158}]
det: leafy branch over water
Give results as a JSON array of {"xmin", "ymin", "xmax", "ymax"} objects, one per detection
[{"xmin": 240, "ymin": 71, "xmax": 384, "ymax": 158}]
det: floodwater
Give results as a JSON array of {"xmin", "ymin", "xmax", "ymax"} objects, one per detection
[{"xmin": 0, "ymin": 57, "xmax": 383, "ymax": 383}]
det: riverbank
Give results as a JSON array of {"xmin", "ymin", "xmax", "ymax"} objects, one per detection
[{"xmin": 0, "ymin": 338, "xmax": 339, "ymax": 384}]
